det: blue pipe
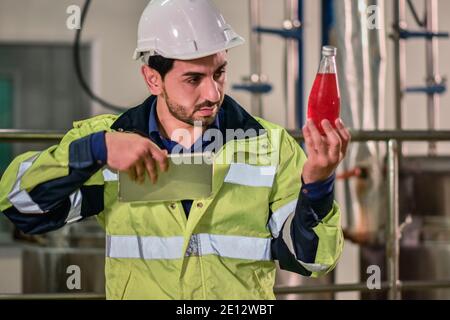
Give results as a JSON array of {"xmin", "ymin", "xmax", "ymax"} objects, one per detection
[
  {"xmin": 405, "ymin": 85, "xmax": 447, "ymax": 95},
  {"xmin": 399, "ymin": 29, "xmax": 449, "ymax": 39},
  {"xmin": 232, "ymin": 83, "xmax": 273, "ymax": 94},
  {"xmin": 321, "ymin": 0, "xmax": 335, "ymax": 47},
  {"xmin": 254, "ymin": 27, "xmax": 302, "ymax": 40}
]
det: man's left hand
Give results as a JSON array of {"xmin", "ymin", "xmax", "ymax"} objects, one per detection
[{"xmin": 301, "ymin": 118, "xmax": 351, "ymax": 184}]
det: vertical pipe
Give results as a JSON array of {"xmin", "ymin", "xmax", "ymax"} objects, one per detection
[
  {"xmin": 321, "ymin": 0, "xmax": 333, "ymax": 47},
  {"xmin": 249, "ymin": 0, "xmax": 263, "ymax": 117},
  {"xmin": 284, "ymin": 0, "xmax": 300, "ymax": 130},
  {"xmin": 297, "ymin": 0, "xmax": 304, "ymax": 129},
  {"xmin": 387, "ymin": 139, "xmax": 401, "ymax": 300},
  {"xmin": 393, "ymin": 0, "xmax": 406, "ymax": 154},
  {"xmin": 425, "ymin": 0, "xmax": 440, "ymax": 156}
]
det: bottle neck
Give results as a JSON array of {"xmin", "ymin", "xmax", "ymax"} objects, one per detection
[{"xmin": 318, "ymin": 55, "xmax": 337, "ymax": 74}]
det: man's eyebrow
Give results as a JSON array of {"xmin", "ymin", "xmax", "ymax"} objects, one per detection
[
  {"xmin": 217, "ymin": 61, "xmax": 228, "ymax": 71},
  {"xmin": 181, "ymin": 61, "xmax": 228, "ymax": 78}
]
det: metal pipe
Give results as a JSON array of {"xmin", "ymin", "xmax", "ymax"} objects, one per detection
[
  {"xmin": 393, "ymin": 0, "xmax": 407, "ymax": 154},
  {"xmin": 400, "ymin": 280, "xmax": 450, "ymax": 291},
  {"xmin": 3, "ymin": 129, "xmax": 450, "ymax": 143},
  {"xmin": 0, "ymin": 293, "xmax": 105, "ymax": 300},
  {"xmin": 288, "ymin": 130, "xmax": 450, "ymax": 142},
  {"xmin": 297, "ymin": 0, "xmax": 304, "ymax": 129},
  {"xmin": 284, "ymin": 0, "xmax": 300, "ymax": 130},
  {"xmin": 274, "ymin": 280, "xmax": 450, "ymax": 295},
  {"xmin": 425, "ymin": 0, "xmax": 441, "ymax": 155},
  {"xmin": 387, "ymin": 139, "xmax": 401, "ymax": 300},
  {"xmin": 275, "ymin": 282, "xmax": 390, "ymax": 294},
  {"xmin": 249, "ymin": 0, "xmax": 264, "ymax": 117},
  {"xmin": 0, "ymin": 129, "xmax": 65, "ymax": 142}
]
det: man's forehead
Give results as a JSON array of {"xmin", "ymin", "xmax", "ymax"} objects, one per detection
[{"xmin": 173, "ymin": 52, "xmax": 228, "ymax": 73}]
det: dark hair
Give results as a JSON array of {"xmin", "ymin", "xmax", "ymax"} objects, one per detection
[{"xmin": 147, "ymin": 55, "xmax": 175, "ymax": 79}]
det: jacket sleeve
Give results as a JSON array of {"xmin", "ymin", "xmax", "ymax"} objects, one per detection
[
  {"xmin": 268, "ymin": 130, "xmax": 344, "ymax": 277},
  {"xmin": 0, "ymin": 115, "xmax": 116, "ymax": 235}
]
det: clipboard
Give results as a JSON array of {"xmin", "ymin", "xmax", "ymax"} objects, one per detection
[{"xmin": 118, "ymin": 152, "xmax": 214, "ymax": 203}]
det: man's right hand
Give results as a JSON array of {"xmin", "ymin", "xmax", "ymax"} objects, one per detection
[{"xmin": 105, "ymin": 132, "xmax": 168, "ymax": 184}]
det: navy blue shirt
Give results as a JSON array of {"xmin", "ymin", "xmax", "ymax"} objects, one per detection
[
  {"xmin": 148, "ymin": 100, "xmax": 221, "ymax": 154},
  {"xmin": 148, "ymin": 100, "xmax": 221, "ymax": 214}
]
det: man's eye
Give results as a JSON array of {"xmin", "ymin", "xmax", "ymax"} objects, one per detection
[
  {"xmin": 187, "ymin": 77, "xmax": 200, "ymax": 85},
  {"xmin": 214, "ymin": 70, "xmax": 226, "ymax": 79}
]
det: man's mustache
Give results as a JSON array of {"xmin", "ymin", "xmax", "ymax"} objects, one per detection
[{"xmin": 194, "ymin": 100, "xmax": 221, "ymax": 111}]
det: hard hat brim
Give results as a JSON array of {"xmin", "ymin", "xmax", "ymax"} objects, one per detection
[{"xmin": 133, "ymin": 36, "xmax": 245, "ymax": 61}]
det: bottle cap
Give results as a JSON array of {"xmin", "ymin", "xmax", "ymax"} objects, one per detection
[{"xmin": 322, "ymin": 46, "xmax": 337, "ymax": 57}]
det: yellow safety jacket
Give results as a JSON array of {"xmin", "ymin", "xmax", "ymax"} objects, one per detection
[{"xmin": 0, "ymin": 95, "xmax": 343, "ymax": 299}]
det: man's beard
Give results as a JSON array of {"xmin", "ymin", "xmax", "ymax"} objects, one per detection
[{"xmin": 162, "ymin": 88, "xmax": 222, "ymax": 127}]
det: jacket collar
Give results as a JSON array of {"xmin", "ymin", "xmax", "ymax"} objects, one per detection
[{"xmin": 110, "ymin": 95, "xmax": 265, "ymax": 140}]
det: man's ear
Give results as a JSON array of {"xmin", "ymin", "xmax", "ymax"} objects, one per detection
[{"xmin": 141, "ymin": 65, "xmax": 163, "ymax": 95}]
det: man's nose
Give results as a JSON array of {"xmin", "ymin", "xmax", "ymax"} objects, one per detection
[{"xmin": 202, "ymin": 78, "xmax": 221, "ymax": 103}]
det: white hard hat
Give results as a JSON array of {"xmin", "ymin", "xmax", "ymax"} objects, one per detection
[{"xmin": 133, "ymin": 0, "xmax": 245, "ymax": 61}]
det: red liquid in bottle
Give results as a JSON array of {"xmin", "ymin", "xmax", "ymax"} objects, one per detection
[
  {"xmin": 307, "ymin": 46, "xmax": 341, "ymax": 135},
  {"xmin": 307, "ymin": 74, "xmax": 340, "ymax": 135}
]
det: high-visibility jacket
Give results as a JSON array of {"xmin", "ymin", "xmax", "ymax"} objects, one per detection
[{"xmin": 0, "ymin": 95, "xmax": 343, "ymax": 299}]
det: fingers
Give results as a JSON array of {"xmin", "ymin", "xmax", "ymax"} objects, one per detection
[
  {"xmin": 143, "ymin": 153, "xmax": 158, "ymax": 184},
  {"xmin": 134, "ymin": 160, "xmax": 146, "ymax": 185},
  {"xmin": 127, "ymin": 160, "xmax": 146, "ymax": 185},
  {"xmin": 148, "ymin": 141, "xmax": 169, "ymax": 172},
  {"xmin": 127, "ymin": 165, "xmax": 138, "ymax": 182},
  {"xmin": 111, "ymin": 133, "xmax": 170, "ymax": 185},
  {"xmin": 335, "ymin": 118, "xmax": 351, "ymax": 157},
  {"xmin": 128, "ymin": 140, "xmax": 170, "ymax": 185},
  {"xmin": 306, "ymin": 120, "xmax": 327, "ymax": 154},
  {"xmin": 322, "ymin": 119, "xmax": 342, "ymax": 162},
  {"xmin": 302, "ymin": 124, "xmax": 317, "ymax": 156}
]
